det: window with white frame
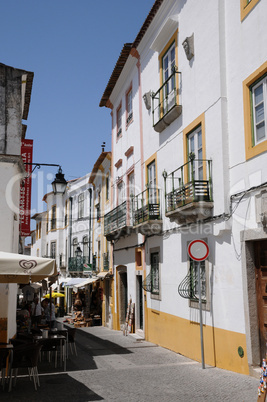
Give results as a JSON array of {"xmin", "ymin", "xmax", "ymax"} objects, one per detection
[
  {"xmin": 117, "ymin": 180, "xmax": 124, "ymax": 206},
  {"xmin": 251, "ymin": 76, "xmax": 267, "ymax": 146},
  {"xmin": 72, "ymin": 238, "xmax": 78, "ymax": 257},
  {"xmin": 162, "ymin": 42, "xmax": 176, "ymax": 114},
  {"xmin": 117, "ymin": 105, "xmax": 122, "ymax": 137},
  {"xmin": 78, "ymin": 193, "xmax": 84, "ymax": 219},
  {"xmin": 51, "ymin": 205, "xmax": 56, "ymax": 230},
  {"xmin": 189, "ymin": 259, "xmax": 206, "ymax": 301},
  {"xmin": 64, "ymin": 200, "xmax": 68, "ymax": 226},
  {"xmin": 147, "ymin": 160, "xmax": 157, "ymax": 204},
  {"xmin": 150, "ymin": 251, "xmax": 160, "ymax": 296},
  {"xmin": 126, "ymin": 88, "xmax": 133, "ymax": 125},
  {"xmin": 106, "ymin": 174, "xmax": 110, "ymax": 201},
  {"xmin": 50, "ymin": 241, "xmax": 56, "ymax": 259},
  {"xmin": 83, "ymin": 236, "xmax": 89, "ymax": 257},
  {"xmin": 187, "ymin": 125, "xmax": 203, "ymax": 180},
  {"xmin": 96, "ymin": 203, "xmax": 100, "ymax": 221}
]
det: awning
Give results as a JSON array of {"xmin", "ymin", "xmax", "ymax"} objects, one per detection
[
  {"xmin": 97, "ymin": 271, "xmax": 110, "ymax": 279},
  {"xmin": 64, "ymin": 278, "xmax": 85, "ymax": 287},
  {"xmin": 74, "ymin": 277, "xmax": 98, "ymax": 290},
  {"xmin": 0, "ymin": 251, "xmax": 56, "ymax": 284}
]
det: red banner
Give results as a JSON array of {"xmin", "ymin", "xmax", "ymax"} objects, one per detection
[{"xmin": 20, "ymin": 139, "xmax": 33, "ymax": 237}]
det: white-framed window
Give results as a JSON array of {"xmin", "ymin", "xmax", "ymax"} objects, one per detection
[
  {"xmin": 188, "ymin": 125, "xmax": 203, "ymax": 180},
  {"xmin": 189, "ymin": 259, "xmax": 206, "ymax": 301},
  {"xmin": 106, "ymin": 174, "xmax": 110, "ymax": 201},
  {"xmin": 72, "ymin": 237, "xmax": 78, "ymax": 257},
  {"xmin": 162, "ymin": 42, "xmax": 176, "ymax": 114},
  {"xmin": 147, "ymin": 161, "xmax": 157, "ymax": 204},
  {"xmin": 51, "ymin": 205, "xmax": 56, "ymax": 230},
  {"xmin": 83, "ymin": 236, "xmax": 89, "ymax": 257},
  {"xmin": 64, "ymin": 200, "xmax": 68, "ymax": 226},
  {"xmin": 78, "ymin": 193, "xmax": 84, "ymax": 219},
  {"xmin": 126, "ymin": 88, "xmax": 133, "ymax": 125},
  {"xmin": 128, "ymin": 171, "xmax": 135, "ymax": 224},
  {"xmin": 96, "ymin": 203, "xmax": 100, "ymax": 221},
  {"xmin": 117, "ymin": 104, "xmax": 122, "ymax": 137},
  {"xmin": 50, "ymin": 241, "xmax": 56, "ymax": 259},
  {"xmin": 117, "ymin": 181, "xmax": 125, "ymax": 206},
  {"xmin": 150, "ymin": 248, "xmax": 161, "ymax": 300},
  {"xmin": 251, "ymin": 76, "xmax": 267, "ymax": 146}
]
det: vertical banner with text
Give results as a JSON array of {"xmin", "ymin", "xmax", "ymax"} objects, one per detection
[{"xmin": 20, "ymin": 139, "xmax": 33, "ymax": 237}]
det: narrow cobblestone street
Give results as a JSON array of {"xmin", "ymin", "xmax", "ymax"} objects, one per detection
[{"xmin": 0, "ymin": 325, "xmax": 259, "ymax": 402}]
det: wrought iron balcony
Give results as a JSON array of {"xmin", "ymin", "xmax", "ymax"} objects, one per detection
[
  {"xmin": 132, "ymin": 188, "xmax": 162, "ymax": 235},
  {"xmin": 103, "ymin": 252, "xmax": 109, "ymax": 271},
  {"xmin": 163, "ymin": 158, "xmax": 213, "ymax": 224},
  {"xmin": 152, "ymin": 66, "xmax": 182, "ymax": 133},
  {"xmin": 68, "ymin": 256, "xmax": 91, "ymax": 273},
  {"xmin": 104, "ymin": 200, "xmax": 132, "ymax": 240}
]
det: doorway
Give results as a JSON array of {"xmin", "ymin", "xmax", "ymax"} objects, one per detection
[
  {"xmin": 118, "ymin": 270, "xmax": 128, "ymax": 329},
  {"xmin": 254, "ymin": 240, "xmax": 267, "ymax": 358},
  {"xmin": 136, "ymin": 275, "xmax": 143, "ymax": 331}
]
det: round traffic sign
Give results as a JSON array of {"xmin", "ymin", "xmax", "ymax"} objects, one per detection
[{"xmin": 188, "ymin": 240, "xmax": 209, "ymax": 261}]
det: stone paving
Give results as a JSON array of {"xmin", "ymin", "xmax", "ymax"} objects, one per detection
[{"xmin": 0, "ymin": 324, "xmax": 260, "ymax": 401}]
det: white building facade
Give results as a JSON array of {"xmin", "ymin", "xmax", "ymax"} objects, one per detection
[
  {"xmin": 31, "ymin": 173, "xmax": 93, "ymax": 311},
  {"xmin": 100, "ymin": 0, "xmax": 267, "ymax": 375},
  {"xmin": 0, "ymin": 63, "xmax": 34, "ymax": 342}
]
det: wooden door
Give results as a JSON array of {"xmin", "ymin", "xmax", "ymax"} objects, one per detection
[{"xmin": 255, "ymin": 240, "xmax": 267, "ymax": 358}]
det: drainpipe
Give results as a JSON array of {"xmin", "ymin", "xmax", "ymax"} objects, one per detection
[{"xmin": 88, "ymin": 188, "xmax": 92, "ymax": 266}]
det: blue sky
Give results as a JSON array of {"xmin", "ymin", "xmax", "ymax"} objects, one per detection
[{"xmin": 1, "ymin": 0, "xmax": 155, "ymax": 216}]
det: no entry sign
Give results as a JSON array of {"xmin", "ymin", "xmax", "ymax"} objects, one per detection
[{"xmin": 188, "ymin": 240, "xmax": 209, "ymax": 261}]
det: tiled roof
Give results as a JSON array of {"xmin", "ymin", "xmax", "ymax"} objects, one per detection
[
  {"xmin": 99, "ymin": 0, "xmax": 164, "ymax": 108},
  {"xmin": 89, "ymin": 151, "xmax": 111, "ymax": 184}
]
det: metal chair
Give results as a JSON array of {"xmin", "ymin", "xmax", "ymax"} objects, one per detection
[
  {"xmin": 38, "ymin": 337, "xmax": 63, "ymax": 368},
  {"xmin": 9, "ymin": 342, "xmax": 42, "ymax": 391},
  {"xmin": 0, "ymin": 344, "xmax": 13, "ymax": 391},
  {"xmin": 67, "ymin": 328, "xmax": 77, "ymax": 356}
]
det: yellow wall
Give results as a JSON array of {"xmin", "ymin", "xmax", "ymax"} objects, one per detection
[{"xmin": 145, "ymin": 308, "xmax": 249, "ymax": 375}]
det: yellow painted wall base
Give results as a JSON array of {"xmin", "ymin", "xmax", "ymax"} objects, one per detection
[{"xmin": 146, "ymin": 308, "xmax": 249, "ymax": 375}]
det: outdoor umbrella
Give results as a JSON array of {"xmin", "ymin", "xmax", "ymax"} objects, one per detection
[
  {"xmin": 43, "ymin": 292, "xmax": 65, "ymax": 298},
  {"xmin": 0, "ymin": 251, "xmax": 56, "ymax": 283}
]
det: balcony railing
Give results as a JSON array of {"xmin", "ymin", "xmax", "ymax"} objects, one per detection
[
  {"xmin": 103, "ymin": 252, "xmax": 109, "ymax": 271},
  {"xmin": 163, "ymin": 158, "xmax": 213, "ymax": 223},
  {"xmin": 68, "ymin": 256, "xmax": 91, "ymax": 273},
  {"xmin": 104, "ymin": 200, "xmax": 132, "ymax": 239},
  {"xmin": 133, "ymin": 188, "xmax": 161, "ymax": 225},
  {"xmin": 152, "ymin": 66, "xmax": 182, "ymax": 133}
]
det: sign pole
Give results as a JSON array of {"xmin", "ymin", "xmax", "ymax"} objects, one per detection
[
  {"xmin": 188, "ymin": 239, "xmax": 209, "ymax": 370},
  {"xmin": 198, "ymin": 261, "xmax": 205, "ymax": 369}
]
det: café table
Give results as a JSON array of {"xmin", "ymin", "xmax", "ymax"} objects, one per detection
[
  {"xmin": 49, "ymin": 328, "xmax": 69, "ymax": 358},
  {"xmin": 33, "ymin": 334, "xmax": 66, "ymax": 371}
]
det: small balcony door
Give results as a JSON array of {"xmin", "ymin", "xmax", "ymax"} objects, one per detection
[
  {"xmin": 188, "ymin": 126, "xmax": 203, "ymax": 181},
  {"xmin": 147, "ymin": 161, "xmax": 157, "ymax": 204},
  {"xmin": 162, "ymin": 42, "xmax": 176, "ymax": 114},
  {"xmin": 117, "ymin": 181, "xmax": 124, "ymax": 206},
  {"xmin": 128, "ymin": 172, "xmax": 135, "ymax": 224}
]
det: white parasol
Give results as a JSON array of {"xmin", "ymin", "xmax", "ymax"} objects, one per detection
[{"xmin": 0, "ymin": 251, "xmax": 56, "ymax": 284}]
